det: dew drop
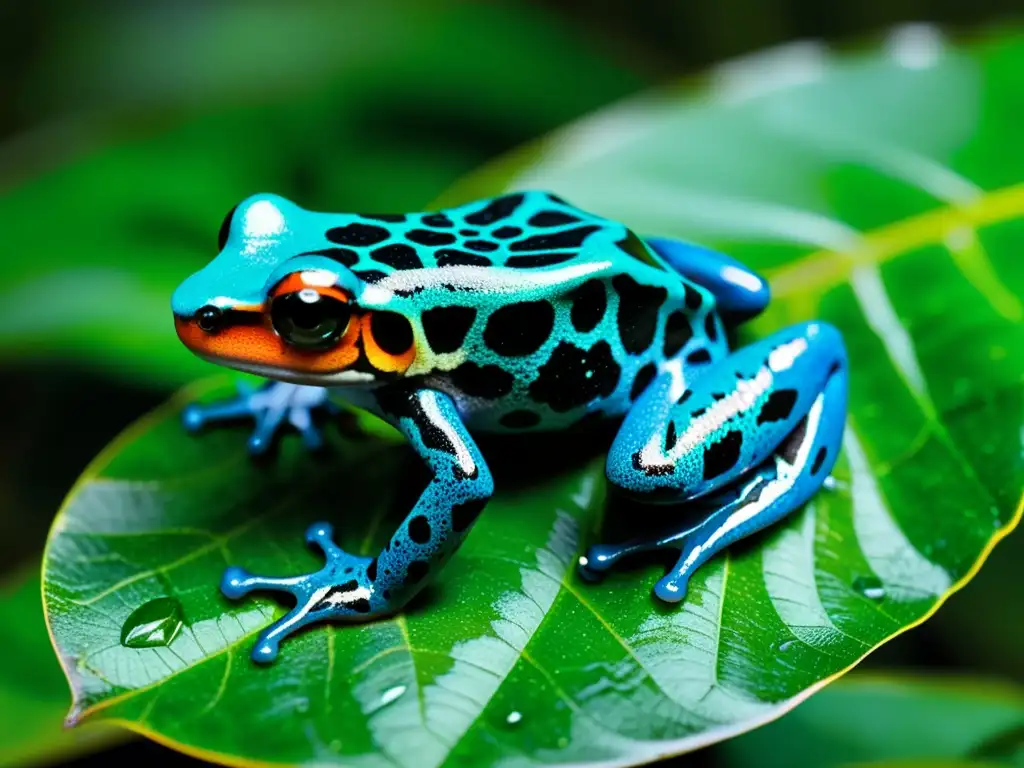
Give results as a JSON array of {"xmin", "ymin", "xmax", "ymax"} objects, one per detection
[
  {"xmin": 506, "ymin": 711, "xmax": 523, "ymax": 726},
  {"xmin": 778, "ymin": 639, "xmax": 796, "ymax": 653},
  {"xmin": 381, "ymin": 685, "xmax": 406, "ymax": 706},
  {"xmin": 295, "ymin": 698, "xmax": 310, "ymax": 714},
  {"xmin": 120, "ymin": 597, "xmax": 184, "ymax": 648},
  {"xmin": 853, "ymin": 575, "xmax": 886, "ymax": 601}
]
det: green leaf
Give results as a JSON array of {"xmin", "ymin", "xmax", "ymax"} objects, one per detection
[
  {"xmin": 0, "ymin": 565, "xmax": 128, "ymax": 767},
  {"xmin": 44, "ymin": 23, "xmax": 1024, "ymax": 768},
  {"xmin": 718, "ymin": 673, "xmax": 1024, "ymax": 767},
  {"xmin": 0, "ymin": 1, "xmax": 641, "ymax": 387}
]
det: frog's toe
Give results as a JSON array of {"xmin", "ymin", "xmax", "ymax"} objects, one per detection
[
  {"xmin": 577, "ymin": 544, "xmax": 632, "ymax": 582},
  {"xmin": 220, "ymin": 566, "xmax": 308, "ymax": 600},
  {"xmin": 181, "ymin": 396, "xmax": 253, "ymax": 433},
  {"xmin": 653, "ymin": 568, "xmax": 690, "ymax": 603},
  {"xmin": 220, "ymin": 522, "xmax": 390, "ymax": 663}
]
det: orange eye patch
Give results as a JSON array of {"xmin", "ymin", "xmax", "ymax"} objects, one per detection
[{"xmin": 361, "ymin": 312, "xmax": 416, "ymax": 374}]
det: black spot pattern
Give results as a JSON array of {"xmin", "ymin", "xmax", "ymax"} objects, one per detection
[
  {"xmin": 404, "ymin": 560, "xmax": 429, "ymax": 585},
  {"xmin": 361, "ymin": 213, "xmax": 406, "ymax": 222},
  {"xmin": 509, "ymin": 225, "xmax": 600, "ymax": 251},
  {"xmin": 686, "ymin": 348, "xmax": 712, "ymax": 364},
  {"xmin": 568, "ymin": 279, "xmax": 606, "ymax": 333},
  {"xmin": 811, "ymin": 447, "xmax": 827, "ymax": 474},
  {"xmin": 407, "ymin": 229, "xmax": 456, "ymax": 246},
  {"xmin": 327, "ymin": 223, "xmax": 390, "ymax": 246},
  {"xmin": 408, "ymin": 515, "xmax": 431, "ymax": 544},
  {"xmin": 449, "ymin": 362, "xmax": 515, "ymax": 399},
  {"xmin": 371, "ymin": 244, "xmax": 422, "ymax": 270},
  {"xmin": 500, "ymin": 410, "xmax": 541, "ymax": 429},
  {"xmin": 351, "ymin": 598, "xmax": 372, "ymax": 613},
  {"xmin": 301, "ymin": 247, "xmax": 359, "ymax": 267},
  {"xmin": 218, "ymin": 204, "xmax": 238, "ymax": 250},
  {"xmin": 465, "ymin": 194, "xmax": 524, "ymax": 226},
  {"xmin": 529, "ymin": 341, "xmax": 621, "ymax": 413},
  {"xmin": 703, "ymin": 429, "xmax": 743, "ymax": 481},
  {"xmin": 452, "ymin": 499, "xmax": 487, "ymax": 532},
  {"xmin": 684, "ymin": 284, "xmax": 703, "ymax": 311},
  {"xmin": 370, "ymin": 312, "xmax": 414, "ymax": 355},
  {"xmin": 757, "ymin": 389, "xmax": 798, "ymax": 424},
  {"xmin": 664, "ymin": 421, "xmax": 677, "ymax": 452},
  {"xmin": 663, "ymin": 311, "xmax": 693, "ymax": 357},
  {"xmin": 459, "ymin": 229, "xmax": 478, "ymax": 236},
  {"xmin": 421, "ymin": 306, "xmax": 476, "ymax": 354},
  {"xmin": 631, "ymin": 363, "xmax": 657, "ymax": 401},
  {"xmin": 483, "ymin": 301, "xmax": 555, "ymax": 357},
  {"xmin": 529, "ymin": 211, "xmax": 582, "ymax": 227},
  {"xmin": 632, "ymin": 450, "xmax": 672, "ymax": 477},
  {"xmin": 354, "ymin": 269, "xmax": 387, "ymax": 283},
  {"xmin": 422, "ymin": 213, "xmax": 454, "ymax": 227},
  {"xmin": 505, "ymin": 253, "xmax": 575, "ymax": 268},
  {"xmin": 464, "ymin": 240, "xmax": 498, "ymax": 252},
  {"xmin": 616, "ymin": 230, "xmax": 665, "ymax": 271},
  {"xmin": 367, "ymin": 558, "xmax": 378, "ymax": 581},
  {"xmin": 677, "ymin": 390, "xmax": 692, "ymax": 404},
  {"xmin": 612, "ymin": 274, "xmax": 667, "ymax": 355},
  {"xmin": 436, "ymin": 249, "xmax": 492, "ymax": 267},
  {"xmin": 779, "ymin": 416, "xmax": 809, "ymax": 464},
  {"xmin": 493, "ymin": 226, "xmax": 522, "ymax": 239},
  {"xmin": 704, "ymin": 312, "xmax": 719, "ymax": 342}
]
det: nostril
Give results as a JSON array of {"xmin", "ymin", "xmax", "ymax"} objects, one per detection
[{"xmin": 196, "ymin": 305, "xmax": 223, "ymax": 333}]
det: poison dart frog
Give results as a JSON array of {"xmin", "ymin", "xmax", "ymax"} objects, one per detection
[{"xmin": 172, "ymin": 191, "xmax": 848, "ymax": 663}]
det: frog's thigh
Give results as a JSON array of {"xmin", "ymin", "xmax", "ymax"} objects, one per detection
[
  {"xmin": 585, "ymin": 359, "xmax": 847, "ymax": 602},
  {"xmin": 606, "ymin": 320, "xmax": 846, "ymax": 502}
]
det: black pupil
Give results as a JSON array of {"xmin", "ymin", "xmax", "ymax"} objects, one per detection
[
  {"xmin": 197, "ymin": 306, "xmax": 222, "ymax": 332},
  {"xmin": 271, "ymin": 292, "xmax": 350, "ymax": 349}
]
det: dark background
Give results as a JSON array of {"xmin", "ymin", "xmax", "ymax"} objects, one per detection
[{"xmin": 1, "ymin": 1, "xmax": 1020, "ymax": 767}]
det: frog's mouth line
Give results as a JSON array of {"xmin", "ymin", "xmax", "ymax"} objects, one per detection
[{"xmin": 173, "ymin": 310, "xmax": 413, "ymax": 387}]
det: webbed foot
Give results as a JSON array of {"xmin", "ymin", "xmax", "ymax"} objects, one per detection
[
  {"xmin": 182, "ymin": 380, "xmax": 338, "ymax": 456},
  {"xmin": 221, "ymin": 522, "xmax": 389, "ymax": 663}
]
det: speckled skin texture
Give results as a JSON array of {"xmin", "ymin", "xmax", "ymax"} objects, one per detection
[{"xmin": 172, "ymin": 191, "xmax": 848, "ymax": 663}]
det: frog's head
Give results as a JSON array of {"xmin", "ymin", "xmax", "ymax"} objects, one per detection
[{"xmin": 171, "ymin": 193, "xmax": 416, "ymax": 386}]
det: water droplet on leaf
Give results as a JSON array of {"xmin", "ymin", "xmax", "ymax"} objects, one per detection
[
  {"xmin": 120, "ymin": 597, "xmax": 184, "ymax": 648},
  {"xmin": 853, "ymin": 575, "xmax": 886, "ymax": 601},
  {"xmin": 506, "ymin": 711, "xmax": 523, "ymax": 726},
  {"xmin": 295, "ymin": 698, "xmax": 310, "ymax": 714},
  {"xmin": 778, "ymin": 639, "xmax": 796, "ymax": 652}
]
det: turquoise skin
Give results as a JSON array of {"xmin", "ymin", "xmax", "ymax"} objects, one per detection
[{"xmin": 172, "ymin": 190, "xmax": 848, "ymax": 663}]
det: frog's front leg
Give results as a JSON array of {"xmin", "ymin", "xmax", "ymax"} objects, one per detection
[
  {"xmin": 581, "ymin": 321, "xmax": 847, "ymax": 602},
  {"xmin": 220, "ymin": 387, "xmax": 494, "ymax": 663},
  {"xmin": 182, "ymin": 380, "xmax": 339, "ymax": 455}
]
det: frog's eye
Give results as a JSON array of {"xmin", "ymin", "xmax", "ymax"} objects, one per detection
[
  {"xmin": 270, "ymin": 289, "xmax": 352, "ymax": 350},
  {"xmin": 217, "ymin": 204, "xmax": 239, "ymax": 251}
]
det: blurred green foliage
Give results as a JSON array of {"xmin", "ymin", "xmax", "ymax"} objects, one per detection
[{"xmin": 0, "ymin": 1, "xmax": 1022, "ymax": 767}]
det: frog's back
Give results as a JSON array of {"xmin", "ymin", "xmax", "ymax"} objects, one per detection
[
  {"xmin": 337, "ymin": 192, "xmax": 716, "ymax": 432},
  {"xmin": 323, "ymin": 190, "xmax": 667, "ymax": 279}
]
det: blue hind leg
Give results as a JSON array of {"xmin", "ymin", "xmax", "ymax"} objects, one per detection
[
  {"xmin": 646, "ymin": 237, "xmax": 770, "ymax": 323},
  {"xmin": 583, "ymin": 321, "xmax": 847, "ymax": 602}
]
